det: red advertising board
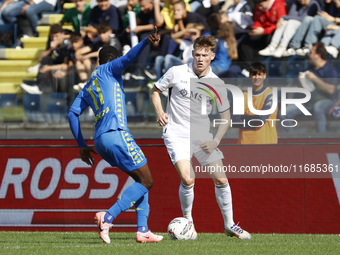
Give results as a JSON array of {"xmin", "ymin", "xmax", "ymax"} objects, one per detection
[{"xmin": 0, "ymin": 139, "xmax": 339, "ymax": 234}]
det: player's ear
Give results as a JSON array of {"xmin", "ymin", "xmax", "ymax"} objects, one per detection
[{"xmin": 211, "ymin": 52, "xmax": 215, "ymax": 61}]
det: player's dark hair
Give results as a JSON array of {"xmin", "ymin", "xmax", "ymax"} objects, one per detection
[
  {"xmin": 313, "ymin": 42, "xmax": 328, "ymax": 60},
  {"xmin": 99, "ymin": 45, "xmax": 120, "ymax": 65},
  {"xmin": 193, "ymin": 35, "xmax": 216, "ymax": 52},
  {"xmin": 249, "ymin": 62, "xmax": 266, "ymax": 75}
]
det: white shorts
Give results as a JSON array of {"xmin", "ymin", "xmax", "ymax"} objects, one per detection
[{"xmin": 163, "ymin": 133, "xmax": 224, "ymax": 166}]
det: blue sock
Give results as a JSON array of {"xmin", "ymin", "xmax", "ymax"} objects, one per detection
[
  {"xmin": 105, "ymin": 182, "xmax": 148, "ymax": 223},
  {"xmin": 104, "ymin": 212, "xmax": 114, "ymax": 223},
  {"xmin": 135, "ymin": 193, "xmax": 149, "ymax": 233}
]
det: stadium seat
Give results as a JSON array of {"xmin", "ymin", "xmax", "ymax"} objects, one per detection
[
  {"xmin": 0, "ymin": 23, "xmax": 17, "ymax": 48},
  {"xmin": 46, "ymin": 92, "xmax": 68, "ymax": 123},
  {"xmin": 0, "ymin": 71, "xmax": 37, "ymax": 83},
  {"xmin": 36, "ymin": 26, "xmax": 50, "ymax": 38},
  {"xmin": 125, "ymin": 92, "xmax": 137, "ymax": 116},
  {"xmin": 0, "ymin": 93, "xmax": 17, "ymax": 108},
  {"xmin": 63, "ymin": 3, "xmax": 76, "ymax": 9},
  {"xmin": 39, "ymin": 14, "xmax": 63, "ymax": 25},
  {"xmin": 285, "ymin": 56, "xmax": 308, "ymax": 78},
  {"xmin": 20, "ymin": 37, "xmax": 48, "ymax": 49},
  {"xmin": 0, "ymin": 48, "xmax": 43, "ymax": 60},
  {"xmin": 267, "ymin": 60, "xmax": 283, "ymax": 78},
  {"xmin": 23, "ymin": 94, "xmax": 44, "ymax": 122},
  {"xmin": 0, "ymin": 93, "xmax": 25, "ymax": 122},
  {"xmin": 0, "ymin": 83, "xmax": 21, "ymax": 94},
  {"xmin": 0, "ymin": 60, "xmax": 38, "ymax": 72}
]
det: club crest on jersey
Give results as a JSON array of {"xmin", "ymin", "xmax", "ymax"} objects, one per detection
[{"xmin": 179, "ymin": 88, "xmax": 189, "ymax": 97}]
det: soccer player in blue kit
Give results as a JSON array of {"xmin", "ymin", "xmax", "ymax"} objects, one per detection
[{"xmin": 68, "ymin": 28, "xmax": 162, "ymax": 244}]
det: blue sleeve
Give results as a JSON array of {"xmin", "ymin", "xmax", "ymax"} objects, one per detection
[
  {"xmin": 68, "ymin": 111, "xmax": 87, "ymax": 147},
  {"xmin": 68, "ymin": 92, "xmax": 89, "ymax": 147},
  {"xmin": 107, "ymin": 37, "xmax": 148, "ymax": 74}
]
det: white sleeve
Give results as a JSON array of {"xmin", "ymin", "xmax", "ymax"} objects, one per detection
[{"xmin": 154, "ymin": 67, "xmax": 175, "ymax": 92}]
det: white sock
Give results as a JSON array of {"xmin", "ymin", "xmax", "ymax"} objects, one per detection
[
  {"xmin": 215, "ymin": 183, "xmax": 234, "ymax": 229},
  {"xmin": 179, "ymin": 183, "xmax": 194, "ymax": 222}
]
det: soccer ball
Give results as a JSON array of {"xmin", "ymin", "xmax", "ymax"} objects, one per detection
[{"xmin": 167, "ymin": 217, "xmax": 194, "ymax": 240}]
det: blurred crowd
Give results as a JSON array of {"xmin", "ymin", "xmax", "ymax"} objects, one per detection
[
  {"xmin": 0, "ymin": 0, "xmax": 339, "ymax": 92},
  {"xmin": 0, "ymin": 0, "xmax": 340, "ymax": 132}
]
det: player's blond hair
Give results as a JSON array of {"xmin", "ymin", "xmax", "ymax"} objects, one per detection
[{"xmin": 193, "ymin": 35, "xmax": 216, "ymax": 52}]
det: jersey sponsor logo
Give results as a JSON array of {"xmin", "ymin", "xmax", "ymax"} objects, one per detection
[
  {"xmin": 196, "ymin": 82, "xmax": 222, "ymax": 107},
  {"xmin": 196, "ymin": 82, "xmax": 222, "ymax": 115}
]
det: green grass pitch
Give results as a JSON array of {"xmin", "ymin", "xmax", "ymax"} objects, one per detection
[{"xmin": 0, "ymin": 232, "xmax": 339, "ymax": 255}]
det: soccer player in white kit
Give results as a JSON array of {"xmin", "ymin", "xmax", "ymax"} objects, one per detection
[{"xmin": 150, "ymin": 35, "xmax": 251, "ymax": 240}]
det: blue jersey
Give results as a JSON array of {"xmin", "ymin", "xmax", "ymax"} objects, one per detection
[{"xmin": 69, "ymin": 38, "xmax": 148, "ymax": 142}]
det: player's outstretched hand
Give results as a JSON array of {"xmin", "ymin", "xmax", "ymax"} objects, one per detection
[
  {"xmin": 79, "ymin": 146, "xmax": 97, "ymax": 166},
  {"xmin": 148, "ymin": 26, "xmax": 160, "ymax": 47}
]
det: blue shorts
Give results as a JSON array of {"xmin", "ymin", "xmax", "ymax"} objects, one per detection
[{"xmin": 94, "ymin": 130, "xmax": 147, "ymax": 172}]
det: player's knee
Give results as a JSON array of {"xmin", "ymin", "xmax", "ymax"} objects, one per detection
[
  {"xmin": 141, "ymin": 177, "xmax": 154, "ymax": 190},
  {"xmin": 214, "ymin": 178, "xmax": 227, "ymax": 186},
  {"xmin": 181, "ymin": 177, "xmax": 195, "ymax": 186}
]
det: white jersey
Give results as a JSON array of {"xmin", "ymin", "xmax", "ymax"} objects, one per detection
[{"xmin": 155, "ymin": 63, "xmax": 230, "ymax": 138}]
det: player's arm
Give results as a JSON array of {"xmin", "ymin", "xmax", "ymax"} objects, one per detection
[
  {"xmin": 68, "ymin": 96, "xmax": 97, "ymax": 165},
  {"xmin": 150, "ymin": 86, "xmax": 168, "ymax": 126},
  {"xmin": 214, "ymin": 109, "xmax": 230, "ymax": 143},
  {"xmin": 200, "ymin": 109, "xmax": 230, "ymax": 154}
]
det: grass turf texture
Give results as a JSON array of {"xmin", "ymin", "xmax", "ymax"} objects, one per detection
[{"xmin": 0, "ymin": 232, "xmax": 339, "ymax": 255}]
